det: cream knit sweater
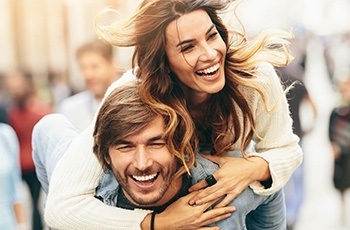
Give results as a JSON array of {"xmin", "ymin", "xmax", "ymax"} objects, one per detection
[{"xmin": 45, "ymin": 64, "xmax": 303, "ymax": 229}]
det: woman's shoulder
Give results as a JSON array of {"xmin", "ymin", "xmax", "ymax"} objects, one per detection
[
  {"xmin": 237, "ymin": 62, "xmax": 284, "ymax": 109},
  {"xmin": 239, "ymin": 62, "xmax": 281, "ymax": 92},
  {"xmin": 256, "ymin": 62, "xmax": 280, "ymax": 83}
]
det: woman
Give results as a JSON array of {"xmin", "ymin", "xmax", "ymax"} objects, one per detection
[{"xmin": 44, "ymin": 0, "xmax": 302, "ymax": 229}]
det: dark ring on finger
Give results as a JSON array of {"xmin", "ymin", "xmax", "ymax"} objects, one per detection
[{"xmin": 205, "ymin": 174, "xmax": 217, "ymax": 186}]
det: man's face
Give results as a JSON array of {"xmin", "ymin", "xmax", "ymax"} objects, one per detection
[
  {"xmin": 108, "ymin": 115, "xmax": 179, "ymax": 207},
  {"xmin": 77, "ymin": 51, "xmax": 115, "ymax": 100}
]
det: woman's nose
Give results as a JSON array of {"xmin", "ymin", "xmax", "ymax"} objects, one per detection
[{"xmin": 199, "ymin": 43, "xmax": 216, "ymax": 61}]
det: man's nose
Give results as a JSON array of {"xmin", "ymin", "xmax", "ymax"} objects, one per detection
[{"xmin": 133, "ymin": 146, "xmax": 153, "ymax": 170}]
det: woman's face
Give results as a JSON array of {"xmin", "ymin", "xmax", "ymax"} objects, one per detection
[{"xmin": 165, "ymin": 9, "xmax": 227, "ymax": 102}]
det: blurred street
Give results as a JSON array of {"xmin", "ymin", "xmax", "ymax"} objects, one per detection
[{"xmin": 295, "ymin": 37, "xmax": 350, "ymax": 230}]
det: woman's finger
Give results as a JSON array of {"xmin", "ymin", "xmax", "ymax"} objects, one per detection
[
  {"xmin": 200, "ymin": 206, "xmax": 236, "ymax": 226},
  {"xmin": 213, "ymin": 193, "xmax": 237, "ymax": 208},
  {"xmin": 193, "ymin": 187, "xmax": 227, "ymax": 205},
  {"xmin": 189, "ymin": 179, "xmax": 208, "ymax": 193},
  {"xmin": 189, "ymin": 182, "xmax": 220, "ymax": 205},
  {"xmin": 189, "ymin": 171, "xmax": 221, "ymax": 192},
  {"xmin": 202, "ymin": 213, "xmax": 231, "ymax": 227}
]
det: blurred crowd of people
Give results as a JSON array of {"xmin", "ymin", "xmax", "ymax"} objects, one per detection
[
  {"xmin": 325, "ymin": 31, "xmax": 350, "ymax": 226},
  {"xmin": 0, "ymin": 39, "xmax": 121, "ymax": 230}
]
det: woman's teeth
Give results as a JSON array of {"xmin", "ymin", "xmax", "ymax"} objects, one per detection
[
  {"xmin": 196, "ymin": 63, "xmax": 220, "ymax": 76},
  {"xmin": 132, "ymin": 173, "xmax": 158, "ymax": 182}
]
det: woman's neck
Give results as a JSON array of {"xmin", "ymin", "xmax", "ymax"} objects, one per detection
[{"xmin": 183, "ymin": 89, "xmax": 211, "ymax": 119}]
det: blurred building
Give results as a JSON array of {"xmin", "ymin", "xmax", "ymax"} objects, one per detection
[{"xmin": 0, "ymin": 0, "xmax": 140, "ymax": 102}]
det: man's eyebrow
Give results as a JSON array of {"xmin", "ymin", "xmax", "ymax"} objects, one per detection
[
  {"xmin": 148, "ymin": 134, "xmax": 165, "ymax": 143},
  {"xmin": 176, "ymin": 24, "xmax": 215, "ymax": 47},
  {"xmin": 115, "ymin": 140, "xmax": 132, "ymax": 145}
]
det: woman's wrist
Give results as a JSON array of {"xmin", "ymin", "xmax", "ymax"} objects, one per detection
[
  {"xmin": 248, "ymin": 156, "xmax": 270, "ymax": 182},
  {"xmin": 141, "ymin": 213, "xmax": 152, "ymax": 230},
  {"xmin": 150, "ymin": 212, "xmax": 156, "ymax": 230},
  {"xmin": 141, "ymin": 212, "xmax": 166, "ymax": 230}
]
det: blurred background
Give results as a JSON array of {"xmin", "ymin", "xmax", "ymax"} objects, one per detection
[{"xmin": 0, "ymin": 0, "xmax": 349, "ymax": 229}]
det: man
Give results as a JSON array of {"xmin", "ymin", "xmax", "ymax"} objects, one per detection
[
  {"xmin": 57, "ymin": 40, "xmax": 119, "ymax": 131},
  {"xmin": 33, "ymin": 81, "xmax": 285, "ymax": 229}
]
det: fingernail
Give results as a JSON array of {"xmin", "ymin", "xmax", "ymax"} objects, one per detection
[
  {"xmin": 189, "ymin": 200, "xmax": 194, "ymax": 205},
  {"xmin": 188, "ymin": 188, "xmax": 193, "ymax": 192},
  {"xmin": 195, "ymin": 200, "xmax": 203, "ymax": 205}
]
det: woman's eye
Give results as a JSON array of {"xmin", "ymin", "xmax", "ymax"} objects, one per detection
[
  {"xmin": 181, "ymin": 45, "xmax": 194, "ymax": 53},
  {"xmin": 209, "ymin": 32, "xmax": 218, "ymax": 39}
]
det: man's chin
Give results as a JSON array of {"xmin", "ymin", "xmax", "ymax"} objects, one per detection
[{"xmin": 129, "ymin": 193, "xmax": 163, "ymax": 207}]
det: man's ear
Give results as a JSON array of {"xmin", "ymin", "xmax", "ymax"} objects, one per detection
[{"xmin": 105, "ymin": 155, "xmax": 111, "ymax": 165}]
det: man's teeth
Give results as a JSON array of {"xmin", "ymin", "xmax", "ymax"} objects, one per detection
[
  {"xmin": 197, "ymin": 63, "xmax": 220, "ymax": 75},
  {"xmin": 132, "ymin": 173, "xmax": 157, "ymax": 182}
]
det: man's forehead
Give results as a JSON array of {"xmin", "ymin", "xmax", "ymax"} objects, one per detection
[{"xmin": 123, "ymin": 115, "xmax": 166, "ymax": 142}]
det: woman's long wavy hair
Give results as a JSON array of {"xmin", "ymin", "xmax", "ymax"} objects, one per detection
[
  {"xmin": 95, "ymin": 0, "xmax": 293, "ymax": 155},
  {"xmin": 93, "ymin": 83, "xmax": 196, "ymax": 179}
]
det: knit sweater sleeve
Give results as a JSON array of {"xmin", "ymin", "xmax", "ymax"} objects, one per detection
[
  {"xmin": 245, "ymin": 63, "xmax": 303, "ymax": 195},
  {"xmin": 45, "ymin": 70, "xmax": 152, "ymax": 229}
]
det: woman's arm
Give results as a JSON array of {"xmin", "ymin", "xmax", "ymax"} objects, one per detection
[
  {"xmin": 142, "ymin": 191, "xmax": 234, "ymax": 230},
  {"xmin": 248, "ymin": 63, "xmax": 303, "ymax": 195},
  {"xmin": 188, "ymin": 63, "xmax": 303, "ymax": 205}
]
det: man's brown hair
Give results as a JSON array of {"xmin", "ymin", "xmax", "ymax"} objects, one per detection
[
  {"xmin": 93, "ymin": 82, "xmax": 196, "ymax": 179},
  {"xmin": 76, "ymin": 40, "xmax": 114, "ymax": 61}
]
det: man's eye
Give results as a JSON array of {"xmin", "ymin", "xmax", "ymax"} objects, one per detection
[
  {"xmin": 150, "ymin": 142, "xmax": 166, "ymax": 148},
  {"xmin": 117, "ymin": 145, "xmax": 133, "ymax": 151}
]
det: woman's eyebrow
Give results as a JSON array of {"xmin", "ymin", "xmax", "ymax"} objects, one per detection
[{"xmin": 176, "ymin": 24, "xmax": 215, "ymax": 47}]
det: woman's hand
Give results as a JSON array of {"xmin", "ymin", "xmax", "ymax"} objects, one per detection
[
  {"xmin": 142, "ymin": 191, "xmax": 236, "ymax": 230},
  {"xmin": 188, "ymin": 154, "xmax": 270, "ymax": 208}
]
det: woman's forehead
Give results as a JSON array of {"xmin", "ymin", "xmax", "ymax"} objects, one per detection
[{"xmin": 165, "ymin": 9, "xmax": 213, "ymax": 45}]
